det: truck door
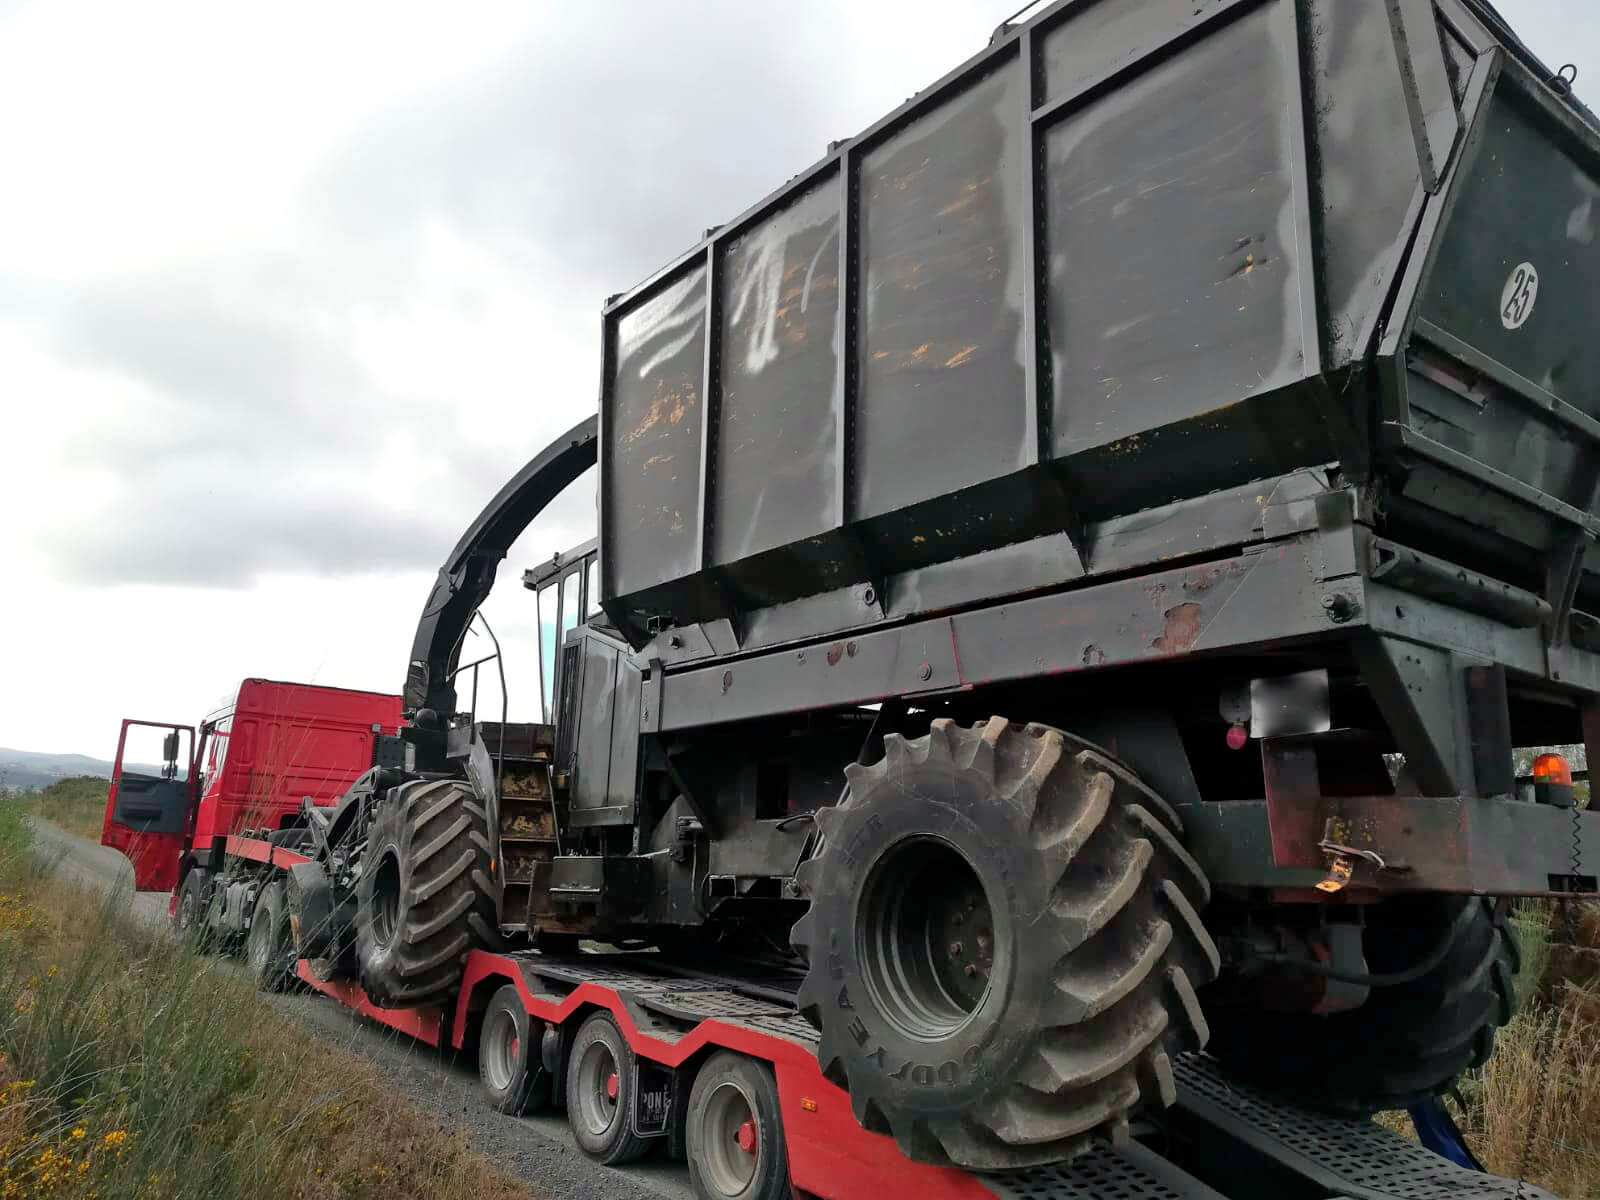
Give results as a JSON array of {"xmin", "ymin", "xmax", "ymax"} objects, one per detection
[{"xmin": 100, "ymin": 719, "xmax": 195, "ymax": 892}]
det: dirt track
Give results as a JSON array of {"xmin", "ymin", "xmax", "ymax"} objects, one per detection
[{"xmin": 27, "ymin": 817, "xmax": 694, "ymax": 1200}]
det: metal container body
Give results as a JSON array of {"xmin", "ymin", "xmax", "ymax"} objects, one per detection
[{"xmin": 598, "ymin": 0, "xmax": 1599, "ymax": 644}]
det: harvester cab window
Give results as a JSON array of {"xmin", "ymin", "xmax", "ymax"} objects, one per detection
[
  {"xmin": 586, "ymin": 560, "xmax": 600, "ymax": 617},
  {"xmin": 537, "ymin": 583, "xmax": 558, "ymax": 722},
  {"xmin": 560, "ymin": 571, "xmax": 580, "ymax": 640}
]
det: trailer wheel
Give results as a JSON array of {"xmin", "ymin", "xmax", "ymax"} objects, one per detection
[
  {"xmin": 479, "ymin": 983, "xmax": 552, "ymax": 1115},
  {"xmin": 790, "ymin": 717, "xmax": 1219, "ymax": 1170},
  {"xmin": 355, "ymin": 778, "xmax": 498, "ymax": 1008},
  {"xmin": 1206, "ymin": 895, "xmax": 1519, "ymax": 1113},
  {"xmin": 246, "ymin": 880, "xmax": 295, "ymax": 992},
  {"xmin": 685, "ymin": 1052, "xmax": 788, "ymax": 1200},
  {"xmin": 566, "ymin": 1012, "xmax": 651, "ymax": 1165}
]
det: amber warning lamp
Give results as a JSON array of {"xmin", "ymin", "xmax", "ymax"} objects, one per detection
[{"xmin": 1531, "ymin": 753, "xmax": 1575, "ymax": 808}]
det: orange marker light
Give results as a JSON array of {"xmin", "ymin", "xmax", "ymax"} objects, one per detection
[
  {"xmin": 1532, "ymin": 753, "xmax": 1573, "ymax": 786},
  {"xmin": 800, "ymin": 1098, "xmax": 819, "ymax": 1113}
]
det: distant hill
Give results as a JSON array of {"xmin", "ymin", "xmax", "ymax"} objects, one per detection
[{"xmin": 0, "ymin": 748, "xmax": 171, "ymax": 792}]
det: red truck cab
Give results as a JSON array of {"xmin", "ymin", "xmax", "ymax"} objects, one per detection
[{"xmin": 102, "ymin": 679, "xmax": 402, "ymax": 895}]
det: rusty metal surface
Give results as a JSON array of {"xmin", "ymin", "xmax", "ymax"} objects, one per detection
[
  {"xmin": 607, "ymin": 266, "xmax": 707, "ymax": 599},
  {"xmin": 592, "ymin": 0, "xmax": 1599, "ymax": 662},
  {"xmin": 1190, "ymin": 792, "xmax": 1600, "ymax": 895},
  {"xmin": 714, "ymin": 180, "xmax": 840, "ymax": 566},
  {"xmin": 1043, "ymin": 1, "xmax": 1308, "ymax": 461},
  {"xmin": 657, "ymin": 530, "xmax": 1344, "ymax": 732},
  {"xmin": 855, "ymin": 63, "xmax": 1027, "ymax": 521}
]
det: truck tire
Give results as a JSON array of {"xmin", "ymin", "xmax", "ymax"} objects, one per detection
[
  {"xmin": 175, "ymin": 869, "xmax": 214, "ymax": 947},
  {"xmin": 247, "ymin": 880, "xmax": 295, "ymax": 992},
  {"xmin": 685, "ymin": 1051, "xmax": 789, "ymax": 1200},
  {"xmin": 355, "ymin": 778, "xmax": 498, "ymax": 1008},
  {"xmin": 479, "ymin": 983, "xmax": 552, "ymax": 1115},
  {"xmin": 566, "ymin": 1012, "xmax": 651, "ymax": 1165},
  {"xmin": 1206, "ymin": 895, "xmax": 1518, "ymax": 1113},
  {"xmin": 790, "ymin": 717, "xmax": 1219, "ymax": 1170}
]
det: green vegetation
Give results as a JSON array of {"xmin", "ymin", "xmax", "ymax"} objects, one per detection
[
  {"xmin": 6, "ymin": 777, "xmax": 108, "ymax": 842},
  {"xmin": 0, "ymin": 802, "xmax": 526, "ymax": 1200},
  {"xmin": 1462, "ymin": 899, "xmax": 1600, "ymax": 1197}
]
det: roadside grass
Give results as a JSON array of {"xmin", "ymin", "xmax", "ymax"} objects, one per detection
[
  {"xmin": 1444, "ymin": 899, "xmax": 1600, "ymax": 1197},
  {"xmin": 0, "ymin": 803, "xmax": 526, "ymax": 1200},
  {"xmin": 7, "ymin": 777, "xmax": 107, "ymax": 842}
]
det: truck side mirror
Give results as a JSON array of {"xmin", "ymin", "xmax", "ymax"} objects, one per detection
[{"xmin": 162, "ymin": 731, "xmax": 180, "ymax": 770}]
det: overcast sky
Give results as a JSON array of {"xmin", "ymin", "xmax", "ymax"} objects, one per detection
[{"xmin": 0, "ymin": 0, "xmax": 1594, "ymax": 760}]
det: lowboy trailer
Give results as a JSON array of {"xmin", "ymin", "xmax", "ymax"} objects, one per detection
[{"xmin": 202, "ymin": 815, "xmax": 1569, "ymax": 1200}]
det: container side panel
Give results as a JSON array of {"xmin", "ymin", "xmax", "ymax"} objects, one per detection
[
  {"xmin": 855, "ymin": 65, "xmax": 1028, "ymax": 520},
  {"xmin": 1044, "ymin": 4, "xmax": 1307, "ymax": 459},
  {"xmin": 714, "ymin": 183, "xmax": 841, "ymax": 565},
  {"xmin": 1406, "ymin": 365, "xmax": 1588, "ymax": 509},
  {"xmin": 1305, "ymin": 0, "xmax": 1429, "ymax": 365},
  {"xmin": 607, "ymin": 268, "xmax": 708, "ymax": 598},
  {"xmin": 1419, "ymin": 90, "xmax": 1600, "ymax": 418},
  {"xmin": 1039, "ymin": 0, "xmax": 1229, "ymax": 104}
]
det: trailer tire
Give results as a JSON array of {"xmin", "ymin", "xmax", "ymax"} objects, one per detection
[
  {"xmin": 790, "ymin": 717, "xmax": 1219, "ymax": 1170},
  {"xmin": 566, "ymin": 1012, "xmax": 652, "ymax": 1165},
  {"xmin": 686, "ymin": 1052, "xmax": 788, "ymax": 1200},
  {"xmin": 247, "ymin": 880, "xmax": 295, "ymax": 992},
  {"xmin": 1206, "ymin": 895, "xmax": 1519, "ymax": 1113},
  {"xmin": 479, "ymin": 983, "xmax": 552, "ymax": 1115},
  {"xmin": 355, "ymin": 778, "xmax": 498, "ymax": 1008}
]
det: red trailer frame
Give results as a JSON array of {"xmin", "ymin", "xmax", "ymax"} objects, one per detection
[{"xmin": 275, "ymin": 909, "xmax": 1555, "ymax": 1200}]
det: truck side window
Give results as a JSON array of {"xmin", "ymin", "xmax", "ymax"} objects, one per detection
[{"xmin": 538, "ymin": 582, "xmax": 558, "ymax": 721}]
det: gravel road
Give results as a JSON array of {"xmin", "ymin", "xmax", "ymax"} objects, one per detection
[{"xmin": 27, "ymin": 817, "xmax": 694, "ymax": 1200}]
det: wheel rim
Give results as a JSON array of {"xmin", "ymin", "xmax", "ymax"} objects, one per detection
[
  {"xmin": 574, "ymin": 1039, "xmax": 621, "ymax": 1137},
  {"xmin": 698, "ymin": 1080, "xmax": 760, "ymax": 1195},
  {"xmin": 857, "ymin": 836, "xmax": 993, "ymax": 1040},
  {"xmin": 178, "ymin": 885, "xmax": 197, "ymax": 931},
  {"xmin": 370, "ymin": 853, "xmax": 401, "ymax": 950},
  {"xmin": 483, "ymin": 1008, "xmax": 521, "ymax": 1092}
]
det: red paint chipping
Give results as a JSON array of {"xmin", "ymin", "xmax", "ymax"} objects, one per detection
[{"xmin": 1152, "ymin": 602, "xmax": 1205, "ymax": 654}]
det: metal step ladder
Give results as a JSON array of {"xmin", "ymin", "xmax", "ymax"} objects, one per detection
[{"xmin": 477, "ymin": 721, "xmax": 558, "ymax": 932}]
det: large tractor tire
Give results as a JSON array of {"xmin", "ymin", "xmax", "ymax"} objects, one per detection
[
  {"xmin": 1206, "ymin": 895, "xmax": 1519, "ymax": 1113},
  {"xmin": 790, "ymin": 716, "xmax": 1219, "ymax": 1170},
  {"xmin": 355, "ymin": 778, "xmax": 498, "ymax": 1008}
]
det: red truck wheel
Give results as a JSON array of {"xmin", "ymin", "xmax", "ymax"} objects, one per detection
[
  {"xmin": 175, "ymin": 869, "xmax": 214, "ymax": 948},
  {"xmin": 246, "ymin": 881, "xmax": 294, "ymax": 992},
  {"xmin": 479, "ymin": 983, "xmax": 552, "ymax": 1115},
  {"xmin": 685, "ymin": 1052, "xmax": 788, "ymax": 1200},
  {"xmin": 566, "ymin": 1012, "xmax": 650, "ymax": 1165}
]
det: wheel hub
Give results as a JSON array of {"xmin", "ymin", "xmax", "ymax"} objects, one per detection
[
  {"xmin": 735, "ymin": 1118, "xmax": 757, "ymax": 1154},
  {"xmin": 857, "ymin": 836, "xmax": 993, "ymax": 1040},
  {"xmin": 701, "ymin": 1081, "xmax": 760, "ymax": 1193}
]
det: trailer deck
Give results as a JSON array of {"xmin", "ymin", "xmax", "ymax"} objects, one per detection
[{"xmin": 297, "ymin": 948, "xmax": 1557, "ymax": 1200}]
